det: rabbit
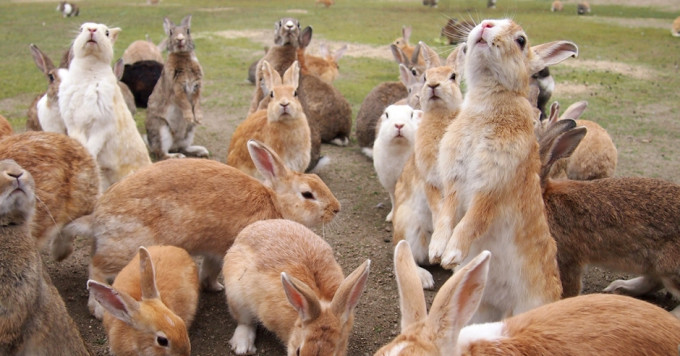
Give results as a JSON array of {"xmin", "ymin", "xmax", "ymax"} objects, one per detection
[
  {"xmin": 146, "ymin": 15, "xmax": 208, "ymax": 161},
  {"xmin": 227, "ymin": 61, "xmax": 311, "ymax": 176},
  {"xmin": 551, "ymin": 0, "xmax": 564, "ymax": 12},
  {"xmin": 315, "ymin": 0, "xmax": 334, "ymax": 8},
  {"xmin": 577, "ymin": 1, "xmax": 591, "ymax": 15},
  {"xmin": 535, "ymin": 119, "xmax": 680, "ymax": 318},
  {"xmin": 223, "ymin": 219, "xmax": 370, "ymax": 355},
  {"xmin": 26, "ymin": 43, "xmax": 66, "ymax": 133},
  {"xmin": 430, "ymin": 19, "xmax": 579, "ymax": 322},
  {"xmin": 487, "ymin": 0, "xmax": 497, "ymax": 8},
  {"xmin": 0, "ymin": 131, "xmax": 100, "ymax": 253},
  {"xmin": 56, "ymin": 1, "xmax": 79, "ymax": 17},
  {"xmin": 56, "ymin": 139, "xmax": 340, "ymax": 319},
  {"xmin": 672, "ymin": 16, "xmax": 680, "ymax": 37},
  {"xmin": 375, "ymin": 240, "xmax": 680, "ymax": 356},
  {"xmin": 305, "ymin": 43, "xmax": 347, "ymax": 83},
  {"xmin": 440, "ymin": 18, "xmax": 475, "ymax": 45},
  {"xmin": 0, "ymin": 114, "xmax": 11, "ymax": 138},
  {"xmin": 114, "ymin": 59, "xmax": 137, "ymax": 115},
  {"xmin": 422, "ymin": 0, "xmax": 438, "ymax": 8},
  {"xmin": 373, "ymin": 104, "xmax": 422, "ymax": 222},
  {"xmin": 121, "ymin": 39, "xmax": 164, "ymax": 64},
  {"xmin": 0, "ymin": 159, "xmax": 91, "ymax": 356},
  {"xmin": 356, "ymin": 44, "xmax": 422, "ymax": 158},
  {"xmin": 87, "ymin": 245, "xmax": 199, "ymax": 356},
  {"xmin": 120, "ymin": 60, "xmax": 164, "ymax": 108},
  {"xmin": 392, "ymin": 26, "xmax": 426, "ymax": 72},
  {"xmin": 59, "ymin": 22, "xmax": 151, "ymax": 190}
]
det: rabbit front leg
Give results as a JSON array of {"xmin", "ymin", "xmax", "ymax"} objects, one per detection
[
  {"xmin": 173, "ymin": 79, "xmax": 197, "ymax": 124},
  {"xmin": 189, "ymin": 82, "xmax": 203, "ymax": 125},
  {"xmin": 429, "ymin": 190, "xmax": 460, "ymax": 264},
  {"xmin": 604, "ymin": 275, "xmax": 662, "ymax": 297}
]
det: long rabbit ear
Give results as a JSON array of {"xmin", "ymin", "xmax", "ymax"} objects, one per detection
[
  {"xmin": 330, "ymin": 260, "xmax": 371, "ymax": 324},
  {"xmin": 394, "ymin": 241, "xmax": 428, "ymax": 331},
  {"xmin": 247, "ymin": 139, "xmax": 289, "ymax": 186},
  {"xmin": 113, "ymin": 58, "xmax": 125, "ymax": 80},
  {"xmin": 390, "ymin": 44, "xmax": 409, "ymax": 66},
  {"xmin": 398, "ymin": 64, "xmax": 413, "ymax": 86},
  {"xmin": 181, "ymin": 14, "xmax": 192, "ymax": 28},
  {"xmin": 281, "ymin": 273, "xmax": 321, "ymax": 322},
  {"xmin": 426, "ymin": 250, "xmax": 491, "ymax": 354},
  {"xmin": 108, "ymin": 27, "xmax": 122, "ymax": 44},
  {"xmin": 282, "ymin": 61, "xmax": 300, "ymax": 89},
  {"xmin": 445, "ymin": 43, "xmax": 466, "ymax": 75},
  {"xmin": 333, "ymin": 45, "xmax": 348, "ymax": 62},
  {"xmin": 548, "ymin": 101, "xmax": 560, "ymax": 125},
  {"xmin": 402, "ymin": 25, "xmax": 412, "ymax": 44},
  {"xmin": 29, "ymin": 44, "xmax": 55, "ymax": 74},
  {"xmin": 418, "ymin": 41, "xmax": 441, "ymax": 69},
  {"xmin": 163, "ymin": 17, "xmax": 174, "ymax": 36},
  {"xmin": 260, "ymin": 60, "xmax": 282, "ymax": 93},
  {"xmin": 139, "ymin": 247, "xmax": 160, "ymax": 300},
  {"xmin": 299, "ymin": 26, "xmax": 313, "ymax": 49},
  {"xmin": 559, "ymin": 100, "xmax": 588, "ymax": 121},
  {"xmin": 530, "ymin": 40, "xmax": 578, "ymax": 74},
  {"xmin": 87, "ymin": 280, "xmax": 140, "ymax": 325},
  {"xmin": 540, "ymin": 125, "xmax": 587, "ymax": 182}
]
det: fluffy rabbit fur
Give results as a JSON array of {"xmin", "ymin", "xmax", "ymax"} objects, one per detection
[
  {"xmin": 0, "ymin": 159, "xmax": 91, "ymax": 356},
  {"xmin": 223, "ymin": 219, "xmax": 370, "ymax": 355},
  {"xmin": 227, "ymin": 61, "xmax": 311, "ymax": 176},
  {"xmin": 88, "ymin": 246, "xmax": 199, "ymax": 356},
  {"xmin": 673, "ymin": 16, "xmax": 680, "ymax": 37},
  {"xmin": 122, "ymin": 39, "xmax": 164, "ymax": 64},
  {"xmin": 536, "ymin": 120, "xmax": 680, "ymax": 318},
  {"xmin": 146, "ymin": 15, "xmax": 208, "ymax": 160},
  {"xmin": 59, "ymin": 22, "xmax": 151, "ymax": 190},
  {"xmin": 0, "ymin": 131, "xmax": 99, "ymax": 253},
  {"xmin": 27, "ymin": 44, "xmax": 66, "ymax": 133},
  {"xmin": 373, "ymin": 104, "xmax": 421, "ymax": 222},
  {"xmin": 59, "ymin": 140, "xmax": 340, "ymax": 319},
  {"xmin": 430, "ymin": 19, "xmax": 578, "ymax": 322},
  {"xmin": 304, "ymin": 43, "xmax": 347, "ymax": 83},
  {"xmin": 375, "ymin": 241, "xmax": 680, "ymax": 356},
  {"xmin": 0, "ymin": 114, "xmax": 12, "ymax": 139}
]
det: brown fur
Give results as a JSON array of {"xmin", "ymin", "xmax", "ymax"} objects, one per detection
[
  {"xmin": 0, "ymin": 160, "xmax": 90, "ymax": 356},
  {"xmin": 0, "ymin": 131, "xmax": 99, "ymax": 250},
  {"xmin": 393, "ymin": 26, "xmax": 426, "ymax": 72},
  {"xmin": 577, "ymin": 1, "xmax": 591, "ymax": 15},
  {"xmin": 122, "ymin": 39, "xmax": 164, "ymax": 64},
  {"xmin": 441, "ymin": 18, "xmax": 476, "ymax": 45},
  {"xmin": 26, "ymin": 94, "xmax": 42, "ymax": 131},
  {"xmin": 315, "ymin": 0, "xmax": 334, "ymax": 7},
  {"xmin": 0, "ymin": 114, "xmax": 12, "ymax": 139},
  {"xmin": 673, "ymin": 16, "xmax": 680, "ymax": 37},
  {"xmin": 223, "ymin": 219, "xmax": 369, "ymax": 355},
  {"xmin": 551, "ymin": 0, "xmax": 563, "ymax": 12},
  {"xmin": 304, "ymin": 44, "xmax": 346, "ymax": 83}
]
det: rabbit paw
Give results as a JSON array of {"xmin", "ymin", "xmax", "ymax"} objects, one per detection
[
  {"xmin": 183, "ymin": 145, "xmax": 209, "ymax": 158},
  {"xmin": 229, "ymin": 324, "xmax": 257, "ymax": 355},
  {"xmin": 417, "ymin": 266, "xmax": 435, "ymax": 289},
  {"xmin": 603, "ymin": 276, "xmax": 658, "ymax": 297},
  {"xmin": 385, "ymin": 209, "xmax": 394, "ymax": 223},
  {"xmin": 88, "ymin": 295, "xmax": 105, "ymax": 320},
  {"xmin": 440, "ymin": 248, "xmax": 465, "ymax": 270},
  {"xmin": 428, "ymin": 229, "xmax": 449, "ymax": 264},
  {"xmin": 166, "ymin": 152, "xmax": 186, "ymax": 159}
]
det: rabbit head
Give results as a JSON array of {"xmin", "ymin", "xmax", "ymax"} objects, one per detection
[
  {"xmin": 418, "ymin": 42, "xmax": 465, "ymax": 112},
  {"xmin": 0, "ymin": 159, "xmax": 36, "ymax": 226},
  {"xmin": 274, "ymin": 18, "xmax": 302, "ymax": 46},
  {"xmin": 261, "ymin": 60, "xmax": 303, "ymax": 122},
  {"xmin": 376, "ymin": 105, "xmax": 421, "ymax": 146},
  {"xmin": 398, "ymin": 63, "xmax": 425, "ymax": 109},
  {"xmin": 72, "ymin": 22, "xmax": 121, "ymax": 64},
  {"xmin": 29, "ymin": 44, "xmax": 61, "ymax": 100},
  {"xmin": 164, "ymin": 15, "xmax": 194, "ymax": 53}
]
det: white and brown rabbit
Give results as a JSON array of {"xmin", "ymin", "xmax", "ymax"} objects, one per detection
[
  {"xmin": 0, "ymin": 159, "xmax": 91, "ymax": 356},
  {"xmin": 0, "ymin": 131, "xmax": 100, "ymax": 253},
  {"xmin": 375, "ymin": 241, "xmax": 680, "ymax": 355},
  {"xmin": 536, "ymin": 119, "xmax": 680, "ymax": 318},
  {"xmin": 59, "ymin": 22, "xmax": 151, "ymax": 190},
  {"xmin": 373, "ymin": 104, "xmax": 421, "ymax": 222},
  {"xmin": 26, "ymin": 44, "xmax": 66, "ymax": 133},
  {"xmin": 430, "ymin": 19, "xmax": 578, "ymax": 322},
  {"xmin": 146, "ymin": 15, "xmax": 208, "ymax": 160},
  {"xmin": 223, "ymin": 219, "xmax": 370, "ymax": 355},
  {"xmin": 87, "ymin": 245, "xmax": 199, "ymax": 356},
  {"xmin": 57, "ymin": 139, "xmax": 340, "ymax": 319},
  {"xmin": 227, "ymin": 60, "xmax": 311, "ymax": 176},
  {"xmin": 56, "ymin": 1, "xmax": 79, "ymax": 17}
]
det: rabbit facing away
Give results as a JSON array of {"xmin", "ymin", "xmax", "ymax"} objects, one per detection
[
  {"xmin": 0, "ymin": 159, "xmax": 91, "ymax": 356},
  {"xmin": 146, "ymin": 15, "xmax": 208, "ymax": 161},
  {"xmin": 227, "ymin": 60, "xmax": 311, "ymax": 177},
  {"xmin": 57, "ymin": 139, "xmax": 340, "ymax": 319},
  {"xmin": 373, "ymin": 104, "xmax": 422, "ymax": 222},
  {"xmin": 0, "ymin": 131, "xmax": 100, "ymax": 253},
  {"xmin": 58, "ymin": 22, "xmax": 151, "ymax": 190},
  {"xmin": 121, "ymin": 39, "xmax": 164, "ymax": 64},
  {"xmin": 304, "ymin": 43, "xmax": 347, "ymax": 83},
  {"xmin": 375, "ymin": 241, "xmax": 680, "ymax": 356},
  {"xmin": 430, "ymin": 19, "xmax": 578, "ymax": 322},
  {"xmin": 88, "ymin": 246, "xmax": 199, "ymax": 356},
  {"xmin": 27, "ymin": 44, "xmax": 66, "ymax": 133},
  {"xmin": 223, "ymin": 219, "xmax": 370, "ymax": 355},
  {"xmin": 120, "ymin": 60, "xmax": 164, "ymax": 108},
  {"xmin": 551, "ymin": 0, "xmax": 564, "ymax": 11},
  {"xmin": 536, "ymin": 119, "xmax": 680, "ymax": 318}
]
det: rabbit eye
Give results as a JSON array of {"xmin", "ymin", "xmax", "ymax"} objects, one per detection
[
  {"xmin": 450, "ymin": 73, "xmax": 456, "ymax": 81},
  {"xmin": 48, "ymin": 73, "xmax": 55, "ymax": 83},
  {"xmin": 411, "ymin": 68, "xmax": 417, "ymax": 76},
  {"xmin": 105, "ymin": 30, "xmax": 109, "ymax": 37},
  {"xmin": 296, "ymin": 348, "xmax": 301, "ymax": 356},
  {"xmin": 301, "ymin": 191, "xmax": 315, "ymax": 200},
  {"xmin": 270, "ymin": 91, "xmax": 274, "ymax": 98},
  {"xmin": 187, "ymin": 28, "xmax": 190, "ymax": 35},
  {"xmin": 294, "ymin": 90, "xmax": 298, "ymax": 97},
  {"xmin": 156, "ymin": 336, "xmax": 169, "ymax": 347},
  {"xmin": 516, "ymin": 35, "xmax": 526, "ymax": 50},
  {"xmin": 169, "ymin": 29, "xmax": 174, "ymax": 36}
]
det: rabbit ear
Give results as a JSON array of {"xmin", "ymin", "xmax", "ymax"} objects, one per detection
[
  {"xmin": 29, "ymin": 44, "xmax": 55, "ymax": 74},
  {"xmin": 398, "ymin": 64, "xmax": 413, "ymax": 86},
  {"xmin": 113, "ymin": 58, "xmax": 125, "ymax": 80},
  {"xmin": 247, "ymin": 140, "xmax": 289, "ymax": 185},
  {"xmin": 541, "ymin": 125, "xmax": 587, "ymax": 180},
  {"xmin": 333, "ymin": 45, "xmax": 348, "ymax": 62},
  {"xmin": 87, "ymin": 280, "xmax": 140, "ymax": 325},
  {"xmin": 410, "ymin": 43, "xmax": 422, "ymax": 68},
  {"xmin": 559, "ymin": 100, "xmax": 588, "ymax": 121},
  {"xmin": 318, "ymin": 43, "xmax": 329, "ymax": 57},
  {"xmin": 108, "ymin": 27, "xmax": 121, "ymax": 44},
  {"xmin": 548, "ymin": 101, "xmax": 560, "ymax": 125},
  {"xmin": 418, "ymin": 41, "xmax": 441, "ymax": 69},
  {"xmin": 281, "ymin": 273, "xmax": 321, "ymax": 322},
  {"xmin": 330, "ymin": 260, "xmax": 371, "ymax": 324},
  {"xmin": 427, "ymin": 250, "xmax": 491, "ymax": 354},
  {"xmin": 402, "ymin": 26, "xmax": 412, "ymax": 44},
  {"xmin": 260, "ymin": 60, "xmax": 282, "ymax": 92},
  {"xmin": 163, "ymin": 17, "xmax": 175, "ymax": 35},
  {"xmin": 181, "ymin": 14, "xmax": 192, "ymax": 28},
  {"xmin": 530, "ymin": 41, "xmax": 578, "ymax": 74},
  {"xmin": 390, "ymin": 44, "xmax": 409, "ymax": 66},
  {"xmin": 445, "ymin": 43, "xmax": 466, "ymax": 75},
  {"xmin": 393, "ymin": 241, "xmax": 428, "ymax": 331},
  {"xmin": 299, "ymin": 26, "xmax": 313, "ymax": 49},
  {"xmin": 138, "ymin": 247, "xmax": 160, "ymax": 300},
  {"xmin": 282, "ymin": 61, "xmax": 300, "ymax": 89}
]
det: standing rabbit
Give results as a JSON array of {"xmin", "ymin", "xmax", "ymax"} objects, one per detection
[
  {"xmin": 430, "ymin": 19, "xmax": 578, "ymax": 322},
  {"xmin": 223, "ymin": 219, "xmax": 370, "ymax": 355},
  {"xmin": 59, "ymin": 22, "xmax": 151, "ymax": 190},
  {"xmin": 227, "ymin": 61, "xmax": 310, "ymax": 176},
  {"xmin": 146, "ymin": 15, "xmax": 208, "ymax": 160},
  {"xmin": 57, "ymin": 139, "xmax": 340, "ymax": 319},
  {"xmin": 0, "ymin": 159, "xmax": 90, "ymax": 356},
  {"xmin": 88, "ymin": 246, "xmax": 199, "ymax": 356},
  {"xmin": 27, "ymin": 44, "xmax": 66, "ymax": 133},
  {"xmin": 374, "ymin": 241, "xmax": 680, "ymax": 355}
]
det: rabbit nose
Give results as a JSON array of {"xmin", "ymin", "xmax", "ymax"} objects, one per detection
[
  {"xmin": 285, "ymin": 20, "xmax": 294, "ymax": 29},
  {"xmin": 177, "ymin": 33, "xmax": 185, "ymax": 41},
  {"xmin": 428, "ymin": 83, "xmax": 440, "ymax": 89},
  {"xmin": 7, "ymin": 170, "xmax": 23, "ymax": 179},
  {"xmin": 88, "ymin": 28, "xmax": 96, "ymax": 33},
  {"xmin": 482, "ymin": 22, "xmax": 494, "ymax": 29},
  {"xmin": 395, "ymin": 124, "xmax": 404, "ymax": 129}
]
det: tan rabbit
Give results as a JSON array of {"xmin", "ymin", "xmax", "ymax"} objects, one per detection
[
  {"xmin": 393, "ymin": 26, "xmax": 426, "ymax": 72},
  {"xmin": 223, "ymin": 219, "xmax": 370, "ymax": 355},
  {"xmin": 375, "ymin": 241, "xmax": 680, "ymax": 356},
  {"xmin": 672, "ymin": 16, "xmax": 680, "ymax": 37},
  {"xmin": 87, "ymin": 246, "xmax": 199, "ymax": 356},
  {"xmin": 0, "ymin": 131, "xmax": 99, "ymax": 252},
  {"xmin": 121, "ymin": 39, "xmax": 164, "ymax": 64},
  {"xmin": 304, "ymin": 43, "xmax": 347, "ymax": 83},
  {"xmin": 0, "ymin": 159, "xmax": 91, "ymax": 356},
  {"xmin": 430, "ymin": 19, "xmax": 578, "ymax": 322},
  {"xmin": 536, "ymin": 119, "xmax": 680, "ymax": 318},
  {"xmin": 227, "ymin": 61, "xmax": 311, "ymax": 176},
  {"xmin": 551, "ymin": 0, "xmax": 564, "ymax": 12},
  {"xmin": 57, "ymin": 139, "xmax": 340, "ymax": 319},
  {"xmin": 0, "ymin": 114, "xmax": 12, "ymax": 139},
  {"xmin": 27, "ymin": 43, "xmax": 66, "ymax": 133},
  {"xmin": 146, "ymin": 15, "xmax": 208, "ymax": 160}
]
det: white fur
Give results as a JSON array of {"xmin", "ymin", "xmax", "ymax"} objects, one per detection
[
  {"xmin": 456, "ymin": 321, "xmax": 505, "ymax": 353},
  {"xmin": 36, "ymin": 94, "xmax": 66, "ymax": 134}
]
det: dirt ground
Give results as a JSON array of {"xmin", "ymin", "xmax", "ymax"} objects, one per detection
[{"xmin": 38, "ymin": 4, "xmax": 680, "ymax": 356}]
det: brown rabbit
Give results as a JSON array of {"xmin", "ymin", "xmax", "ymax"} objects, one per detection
[
  {"xmin": 88, "ymin": 246, "xmax": 199, "ymax": 356},
  {"xmin": 577, "ymin": 1, "xmax": 591, "ymax": 15},
  {"xmin": 57, "ymin": 139, "xmax": 340, "ymax": 319},
  {"xmin": 146, "ymin": 15, "xmax": 208, "ymax": 160},
  {"xmin": 315, "ymin": 0, "xmax": 334, "ymax": 7},
  {"xmin": 551, "ymin": 0, "xmax": 564, "ymax": 11},
  {"xmin": 0, "ymin": 159, "xmax": 91, "ymax": 356},
  {"xmin": 0, "ymin": 114, "xmax": 12, "ymax": 139},
  {"xmin": 430, "ymin": 19, "xmax": 578, "ymax": 322},
  {"xmin": 0, "ymin": 131, "xmax": 99, "ymax": 252},
  {"xmin": 304, "ymin": 43, "xmax": 347, "ymax": 83},
  {"xmin": 672, "ymin": 16, "xmax": 680, "ymax": 37},
  {"xmin": 26, "ymin": 43, "xmax": 66, "ymax": 133},
  {"xmin": 223, "ymin": 219, "xmax": 370, "ymax": 355},
  {"xmin": 227, "ymin": 61, "xmax": 311, "ymax": 176},
  {"xmin": 392, "ymin": 26, "xmax": 426, "ymax": 72},
  {"xmin": 440, "ymin": 18, "xmax": 476, "ymax": 45},
  {"xmin": 537, "ymin": 119, "xmax": 680, "ymax": 318},
  {"xmin": 375, "ymin": 241, "xmax": 680, "ymax": 355}
]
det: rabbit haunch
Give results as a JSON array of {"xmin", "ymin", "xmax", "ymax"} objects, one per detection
[
  {"xmin": 430, "ymin": 19, "xmax": 578, "ymax": 322},
  {"xmin": 58, "ymin": 22, "xmax": 151, "ymax": 190}
]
